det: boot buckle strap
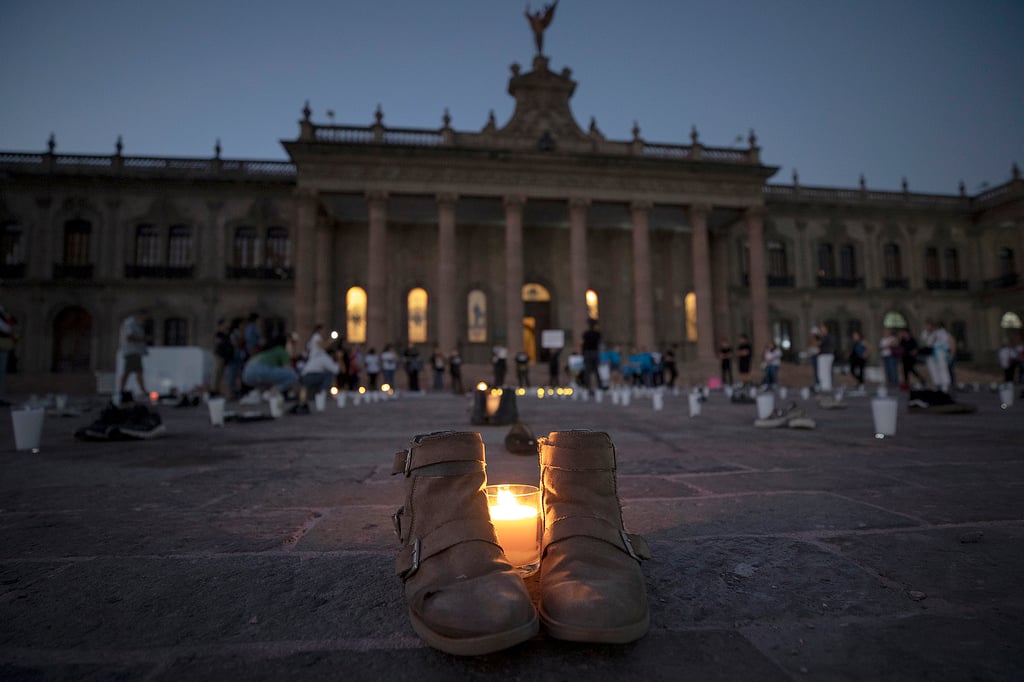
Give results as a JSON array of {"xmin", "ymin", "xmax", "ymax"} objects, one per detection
[
  {"xmin": 392, "ymin": 507, "xmax": 404, "ymax": 538},
  {"xmin": 391, "ymin": 448, "xmax": 414, "ymax": 477},
  {"xmin": 397, "ymin": 538, "xmax": 422, "ymax": 579},
  {"xmin": 620, "ymin": 530, "xmax": 651, "ymax": 561}
]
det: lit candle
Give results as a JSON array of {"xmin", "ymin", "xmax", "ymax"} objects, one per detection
[{"xmin": 486, "ymin": 485, "xmax": 541, "ymax": 571}]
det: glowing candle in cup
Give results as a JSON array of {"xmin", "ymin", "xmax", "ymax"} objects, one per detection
[{"xmin": 485, "ymin": 484, "xmax": 541, "ymax": 574}]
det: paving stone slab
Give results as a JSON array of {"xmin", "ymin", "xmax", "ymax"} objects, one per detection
[
  {"xmin": 837, "ymin": 483, "xmax": 1024, "ymax": 524},
  {"xmin": 625, "ymin": 492, "xmax": 921, "ymax": 538},
  {"xmin": 689, "ymin": 467, "xmax": 905, "ymax": 495},
  {"xmin": 742, "ymin": 611, "xmax": 1024, "ymax": 681},
  {"xmin": 294, "ymin": 507, "xmax": 397, "ymax": 551}
]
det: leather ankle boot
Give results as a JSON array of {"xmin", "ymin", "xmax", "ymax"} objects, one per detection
[
  {"xmin": 538, "ymin": 430, "xmax": 651, "ymax": 643},
  {"xmin": 392, "ymin": 431, "xmax": 538, "ymax": 655}
]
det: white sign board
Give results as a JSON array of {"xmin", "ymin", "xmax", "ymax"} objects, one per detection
[{"xmin": 541, "ymin": 329, "xmax": 565, "ymax": 349}]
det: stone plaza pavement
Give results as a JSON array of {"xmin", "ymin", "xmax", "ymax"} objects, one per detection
[{"xmin": 1, "ymin": 385, "xmax": 1022, "ymax": 681}]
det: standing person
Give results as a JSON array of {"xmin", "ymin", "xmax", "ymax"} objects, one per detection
[
  {"xmin": 736, "ymin": 334, "xmax": 752, "ymax": 383},
  {"xmin": 997, "ymin": 338, "xmax": 1017, "ymax": 383},
  {"xmin": 898, "ymin": 328, "xmax": 926, "ymax": 388},
  {"xmin": 547, "ymin": 347, "xmax": 561, "ymax": 387},
  {"xmin": 227, "ymin": 318, "xmax": 245, "ymax": 398},
  {"xmin": 581, "ymin": 320, "xmax": 601, "ymax": 394},
  {"xmin": 363, "ymin": 347, "xmax": 381, "ymax": 390},
  {"xmin": 244, "ymin": 312, "xmax": 262, "ymax": 357},
  {"xmin": 879, "ymin": 328, "xmax": 900, "ymax": 387},
  {"xmin": 294, "ymin": 341, "xmax": 340, "ymax": 414},
  {"xmin": 211, "ymin": 318, "xmax": 233, "ymax": 396},
  {"xmin": 947, "ymin": 331, "xmax": 958, "ymax": 390},
  {"xmin": 118, "ymin": 309, "xmax": 149, "ymax": 401},
  {"xmin": 763, "ymin": 341, "xmax": 782, "ymax": 389},
  {"xmin": 0, "ymin": 304, "xmax": 17, "ymax": 406},
  {"xmin": 849, "ymin": 331, "xmax": 868, "ymax": 386},
  {"xmin": 430, "ymin": 344, "xmax": 446, "ymax": 391},
  {"xmin": 448, "ymin": 348, "xmax": 464, "ymax": 394},
  {"xmin": 492, "ymin": 343, "xmax": 508, "ymax": 387},
  {"xmin": 381, "ymin": 344, "xmax": 398, "ymax": 388},
  {"xmin": 662, "ymin": 347, "xmax": 678, "ymax": 389},
  {"xmin": 515, "ymin": 349, "xmax": 531, "ymax": 388},
  {"xmin": 921, "ymin": 320, "xmax": 951, "ymax": 393},
  {"xmin": 816, "ymin": 323, "xmax": 836, "ymax": 391},
  {"xmin": 718, "ymin": 338, "xmax": 734, "ymax": 386},
  {"xmin": 404, "ymin": 344, "xmax": 422, "ymax": 392}
]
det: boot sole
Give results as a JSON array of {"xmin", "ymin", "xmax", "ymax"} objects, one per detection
[
  {"xmin": 409, "ymin": 610, "xmax": 539, "ymax": 656},
  {"xmin": 539, "ymin": 606, "xmax": 649, "ymax": 644}
]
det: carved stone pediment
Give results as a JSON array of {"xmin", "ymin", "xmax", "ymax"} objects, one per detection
[{"xmin": 493, "ymin": 56, "xmax": 589, "ymax": 149}]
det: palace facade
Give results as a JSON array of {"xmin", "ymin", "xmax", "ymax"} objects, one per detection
[{"xmin": 2, "ymin": 52, "xmax": 1022, "ymax": 388}]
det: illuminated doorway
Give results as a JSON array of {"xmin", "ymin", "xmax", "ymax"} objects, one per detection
[{"xmin": 522, "ymin": 282, "xmax": 551, "ymax": 362}]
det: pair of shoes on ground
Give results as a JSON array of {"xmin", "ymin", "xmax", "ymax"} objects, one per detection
[
  {"xmin": 754, "ymin": 402, "xmax": 816, "ymax": 429},
  {"xmin": 74, "ymin": 403, "xmax": 167, "ymax": 440},
  {"xmin": 392, "ymin": 430, "xmax": 650, "ymax": 656}
]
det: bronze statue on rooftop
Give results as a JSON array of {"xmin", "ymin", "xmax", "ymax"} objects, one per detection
[{"xmin": 525, "ymin": 1, "xmax": 558, "ymax": 56}]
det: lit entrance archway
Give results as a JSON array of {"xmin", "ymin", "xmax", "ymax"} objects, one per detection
[{"xmin": 522, "ymin": 282, "xmax": 551, "ymax": 363}]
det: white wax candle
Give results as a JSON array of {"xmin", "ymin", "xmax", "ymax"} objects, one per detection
[{"xmin": 488, "ymin": 487, "xmax": 540, "ymax": 567}]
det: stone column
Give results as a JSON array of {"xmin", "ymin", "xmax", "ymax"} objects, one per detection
[
  {"xmin": 436, "ymin": 193, "xmax": 458, "ymax": 353},
  {"xmin": 504, "ymin": 195, "xmax": 525, "ymax": 354},
  {"xmin": 315, "ymin": 221, "xmax": 332, "ymax": 330},
  {"xmin": 745, "ymin": 206, "xmax": 770, "ymax": 352},
  {"xmin": 292, "ymin": 188, "xmax": 318, "ymax": 340},
  {"xmin": 569, "ymin": 197, "xmax": 590, "ymax": 344},
  {"xmin": 366, "ymin": 191, "xmax": 390, "ymax": 347},
  {"xmin": 688, "ymin": 203, "xmax": 715, "ymax": 363},
  {"xmin": 631, "ymin": 200, "xmax": 654, "ymax": 350}
]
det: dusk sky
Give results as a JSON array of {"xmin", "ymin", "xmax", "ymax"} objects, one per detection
[{"xmin": 2, "ymin": 0, "xmax": 1022, "ymax": 194}]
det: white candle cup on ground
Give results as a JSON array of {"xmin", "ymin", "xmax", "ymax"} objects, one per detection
[
  {"xmin": 652, "ymin": 392, "xmax": 664, "ymax": 411},
  {"xmin": 314, "ymin": 392, "xmax": 327, "ymax": 412},
  {"xmin": 688, "ymin": 392, "xmax": 702, "ymax": 417},
  {"xmin": 11, "ymin": 407, "xmax": 45, "ymax": 452},
  {"xmin": 207, "ymin": 397, "xmax": 226, "ymax": 426},
  {"xmin": 999, "ymin": 383, "xmax": 1014, "ymax": 409},
  {"xmin": 485, "ymin": 484, "xmax": 541, "ymax": 575},
  {"xmin": 269, "ymin": 395, "xmax": 284, "ymax": 418},
  {"xmin": 778, "ymin": 387, "xmax": 788, "ymax": 400},
  {"xmin": 756, "ymin": 393, "xmax": 776, "ymax": 420},
  {"xmin": 800, "ymin": 387, "xmax": 811, "ymax": 401},
  {"xmin": 336, "ymin": 392, "xmax": 347, "ymax": 408},
  {"xmin": 871, "ymin": 397, "xmax": 898, "ymax": 438}
]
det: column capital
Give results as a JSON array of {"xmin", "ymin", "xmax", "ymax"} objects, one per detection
[
  {"xmin": 435, "ymin": 192, "xmax": 459, "ymax": 206},
  {"xmin": 688, "ymin": 203, "xmax": 712, "ymax": 220},
  {"xmin": 503, "ymin": 194, "xmax": 526, "ymax": 209}
]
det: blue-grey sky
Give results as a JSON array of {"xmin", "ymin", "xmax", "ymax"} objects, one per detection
[{"xmin": 2, "ymin": 0, "xmax": 1022, "ymax": 194}]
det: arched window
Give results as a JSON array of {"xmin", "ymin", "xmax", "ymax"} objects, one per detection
[
  {"xmin": 63, "ymin": 219, "xmax": 91, "ymax": 265},
  {"xmin": 522, "ymin": 283, "xmax": 551, "ymax": 302},
  {"xmin": 265, "ymin": 227, "xmax": 290, "ymax": 269},
  {"xmin": 1000, "ymin": 312, "xmax": 1022, "ymax": 329},
  {"xmin": 407, "ymin": 287, "xmax": 428, "ymax": 344},
  {"xmin": 684, "ymin": 292, "xmax": 697, "ymax": 342},
  {"xmin": 883, "ymin": 311, "xmax": 908, "ymax": 329},
  {"xmin": 346, "ymin": 286, "xmax": 367, "ymax": 343},
  {"xmin": 168, "ymin": 225, "xmax": 192, "ymax": 267},
  {"xmin": 164, "ymin": 317, "xmax": 189, "ymax": 346},
  {"xmin": 233, "ymin": 226, "xmax": 259, "ymax": 268},
  {"xmin": 467, "ymin": 289, "xmax": 487, "ymax": 343},
  {"xmin": 585, "ymin": 289, "xmax": 599, "ymax": 321},
  {"xmin": 135, "ymin": 224, "xmax": 160, "ymax": 265}
]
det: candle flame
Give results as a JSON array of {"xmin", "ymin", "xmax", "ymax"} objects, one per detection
[{"xmin": 490, "ymin": 486, "xmax": 538, "ymax": 521}]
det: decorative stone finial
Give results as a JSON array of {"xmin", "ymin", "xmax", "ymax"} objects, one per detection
[
  {"xmin": 215, "ymin": 138, "xmax": 222, "ymax": 159},
  {"xmin": 690, "ymin": 125, "xmax": 699, "ymax": 144},
  {"xmin": 442, "ymin": 108, "xmax": 452, "ymax": 129},
  {"xmin": 302, "ymin": 100, "xmax": 311, "ymax": 122},
  {"xmin": 115, "ymin": 135, "xmax": 123, "ymax": 156},
  {"xmin": 902, "ymin": 176, "xmax": 909, "ymax": 192},
  {"xmin": 792, "ymin": 169, "xmax": 799, "ymax": 186},
  {"xmin": 47, "ymin": 133, "xmax": 56, "ymax": 154},
  {"xmin": 747, "ymin": 129, "xmax": 757, "ymax": 148},
  {"xmin": 374, "ymin": 104, "xmax": 384, "ymax": 126},
  {"xmin": 632, "ymin": 120, "xmax": 641, "ymax": 141},
  {"xmin": 510, "ymin": 62, "xmax": 521, "ymax": 77},
  {"xmin": 958, "ymin": 180, "xmax": 965, "ymax": 196},
  {"xmin": 1013, "ymin": 162, "xmax": 1021, "ymax": 180},
  {"xmin": 859, "ymin": 174, "xmax": 866, "ymax": 190}
]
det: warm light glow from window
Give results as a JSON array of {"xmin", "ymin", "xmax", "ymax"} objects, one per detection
[
  {"xmin": 585, "ymin": 289, "xmax": 599, "ymax": 320},
  {"xmin": 685, "ymin": 292, "xmax": 697, "ymax": 342},
  {"xmin": 346, "ymin": 287, "xmax": 367, "ymax": 343},
  {"xmin": 883, "ymin": 310, "xmax": 908, "ymax": 329},
  {"xmin": 522, "ymin": 283, "xmax": 551, "ymax": 302},
  {"xmin": 408, "ymin": 287, "xmax": 428, "ymax": 344}
]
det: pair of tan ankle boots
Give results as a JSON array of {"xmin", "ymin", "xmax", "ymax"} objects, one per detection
[{"xmin": 391, "ymin": 430, "xmax": 650, "ymax": 656}]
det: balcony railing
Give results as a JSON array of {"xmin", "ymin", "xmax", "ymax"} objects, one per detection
[
  {"xmin": 226, "ymin": 266, "xmax": 294, "ymax": 280},
  {"xmin": 0, "ymin": 263, "xmax": 26, "ymax": 279},
  {"xmin": 817, "ymin": 276, "xmax": 864, "ymax": 289},
  {"xmin": 883, "ymin": 277, "xmax": 910, "ymax": 289},
  {"xmin": 741, "ymin": 274, "xmax": 795, "ymax": 287},
  {"xmin": 982, "ymin": 273, "xmax": 1019, "ymax": 290},
  {"xmin": 52, "ymin": 263, "xmax": 94, "ymax": 279},
  {"xmin": 125, "ymin": 264, "xmax": 195, "ymax": 279},
  {"xmin": 924, "ymin": 278, "xmax": 969, "ymax": 291}
]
